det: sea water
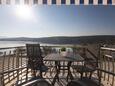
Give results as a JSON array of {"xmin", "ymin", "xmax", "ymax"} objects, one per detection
[{"xmin": 0, "ymin": 41, "xmax": 73, "ymax": 55}]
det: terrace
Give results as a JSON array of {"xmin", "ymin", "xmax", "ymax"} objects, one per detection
[
  {"xmin": 0, "ymin": 44, "xmax": 115, "ymax": 86},
  {"xmin": 0, "ymin": 0, "xmax": 115, "ymax": 86}
]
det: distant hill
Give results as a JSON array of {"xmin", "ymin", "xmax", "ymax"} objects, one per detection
[{"xmin": 0, "ymin": 35, "xmax": 115, "ymax": 44}]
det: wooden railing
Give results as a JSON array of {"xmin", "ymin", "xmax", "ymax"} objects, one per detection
[
  {"xmin": 99, "ymin": 47, "xmax": 115, "ymax": 86},
  {"xmin": 0, "ymin": 45, "xmax": 86, "ymax": 86},
  {"xmin": 73, "ymin": 45, "xmax": 115, "ymax": 86},
  {"xmin": 0, "ymin": 67, "xmax": 27, "ymax": 86},
  {"xmin": 0, "ymin": 46, "xmax": 28, "ymax": 86},
  {"xmin": 1, "ymin": 45, "xmax": 115, "ymax": 86}
]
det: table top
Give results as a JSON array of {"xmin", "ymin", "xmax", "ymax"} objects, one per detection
[{"xmin": 44, "ymin": 53, "xmax": 84, "ymax": 62}]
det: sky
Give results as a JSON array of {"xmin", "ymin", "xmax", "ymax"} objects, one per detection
[{"xmin": 0, "ymin": 5, "xmax": 115, "ymax": 38}]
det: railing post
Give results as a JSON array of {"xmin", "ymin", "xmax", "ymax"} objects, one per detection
[
  {"xmin": 16, "ymin": 48, "xmax": 20, "ymax": 82},
  {"xmin": 0, "ymin": 74, "xmax": 4, "ymax": 86},
  {"xmin": 0, "ymin": 75, "xmax": 1, "ymax": 85},
  {"xmin": 97, "ymin": 44, "xmax": 100, "ymax": 67},
  {"xmin": 1, "ymin": 52, "xmax": 6, "ymax": 86},
  {"xmin": 83, "ymin": 47, "xmax": 86, "ymax": 59},
  {"xmin": 8, "ymin": 51, "xmax": 11, "ymax": 82},
  {"xmin": 112, "ymin": 52, "xmax": 115, "ymax": 86},
  {"xmin": 98, "ymin": 44, "xmax": 103, "ymax": 85}
]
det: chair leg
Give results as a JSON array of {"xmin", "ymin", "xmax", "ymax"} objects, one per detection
[
  {"xmin": 32, "ymin": 70, "xmax": 36, "ymax": 77},
  {"xmin": 89, "ymin": 72, "xmax": 93, "ymax": 79},
  {"xmin": 26, "ymin": 67, "xmax": 29, "ymax": 81},
  {"xmin": 85, "ymin": 72, "xmax": 88, "ymax": 77},
  {"xmin": 80, "ymin": 72, "xmax": 83, "ymax": 80},
  {"xmin": 40, "ymin": 71, "xmax": 43, "ymax": 78}
]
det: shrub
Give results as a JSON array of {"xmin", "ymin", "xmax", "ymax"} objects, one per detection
[{"xmin": 61, "ymin": 47, "xmax": 66, "ymax": 51}]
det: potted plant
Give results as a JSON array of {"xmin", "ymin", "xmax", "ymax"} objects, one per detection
[
  {"xmin": 61, "ymin": 47, "xmax": 66, "ymax": 52},
  {"xmin": 61, "ymin": 47, "xmax": 66, "ymax": 56}
]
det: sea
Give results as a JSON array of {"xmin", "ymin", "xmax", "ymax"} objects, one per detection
[
  {"xmin": 0, "ymin": 41, "xmax": 73, "ymax": 53},
  {"xmin": 0, "ymin": 41, "xmax": 26, "ymax": 48},
  {"xmin": 0, "ymin": 41, "xmax": 76, "ymax": 48},
  {"xmin": 0, "ymin": 41, "xmax": 53, "ymax": 48}
]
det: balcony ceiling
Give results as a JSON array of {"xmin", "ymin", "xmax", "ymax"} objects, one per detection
[{"xmin": 0, "ymin": 0, "xmax": 115, "ymax": 6}]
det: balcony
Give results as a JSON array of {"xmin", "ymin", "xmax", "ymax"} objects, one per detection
[{"xmin": 0, "ymin": 44, "xmax": 115, "ymax": 86}]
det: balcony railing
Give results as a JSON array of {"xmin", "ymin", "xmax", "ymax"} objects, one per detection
[
  {"xmin": 98, "ymin": 47, "xmax": 115, "ymax": 86},
  {"xmin": 0, "ymin": 45, "xmax": 115, "ymax": 86}
]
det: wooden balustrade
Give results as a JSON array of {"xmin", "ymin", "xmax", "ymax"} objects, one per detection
[
  {"xmin": 99, "ymin": 46, "xmax": 115, "ymax": 86},
  {"xmin": 0, "ymin": 46, "xmax": 28, "ymax": 86},
  {"xmin": 0, "ymin": 45, "xmax": 115, "ymax": 86}
]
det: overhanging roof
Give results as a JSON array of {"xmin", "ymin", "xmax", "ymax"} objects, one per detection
[{"xmin": 0, "ymin": 0, "xmax": 115, "ymax": 5}]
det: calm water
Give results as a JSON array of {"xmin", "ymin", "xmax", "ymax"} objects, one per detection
[
  {"xmin": 0, "ymin": 41, "xmax": 38, "ymax": 48},
  {"xmin": 0, "ymin": 41, "xmax": 73, "ymax": 53},
  {"xmin": 0, "ymin": 41, "xmax": 74, "ymax": 55},
  {"xmin": 0, "ymin": 41, "xmax": 76, "ymax": 48}
]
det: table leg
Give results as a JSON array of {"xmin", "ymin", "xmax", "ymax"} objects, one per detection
[
  {"xmin": 52, "ymin": 61, "xmax": 60, "ymax": 85},
  {"xmin": 67, "ymin": 62, "xmax": 74, "ymax": 81}
]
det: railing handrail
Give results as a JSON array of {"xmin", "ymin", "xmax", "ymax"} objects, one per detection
[
  {"xmin": 101, "ymin": 47, "xmax": 115, "ymax": 51},
  {"xmin": 0, "ymin": 46, "xmax": 25, "ymax": 50},
  {"xmin": 0, "ymin": 45, "xmax": 87, "ymax": 50},
  {"xmin": 98, "ymin": 68, "xmax": 115, "ymax": 76},
  {"xmin": 0, "ymin": 66, "xmax": 27, "ymax": 75}
]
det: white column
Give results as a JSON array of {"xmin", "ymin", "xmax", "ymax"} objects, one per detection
[
  {"xmin": 20, "ymin": 0, "xmax": 24, "ymax": 5},
  {"xmin": 112, "ymin": 0, "xmax": 115, "ymax": 5},
  {"xmin": 84, "ymin": 0, "xmax": 89, "ymax": 5},
  {"xmin": 11, "ymin": 0, "xmax": 15, "ymax": 5},
  {"xmin": 75, "ymin": 0, "xmax": 79, "ymax": 5},
  {"xmin": 66, "ymin": 0, "xmax": 70, "ymax": 5},
  {"xmin": 47, "ymin": 0, "xmax": 51, "ymax": 5},
  {"xmin": 103, "ymin": 0, "xmax": 107, "ymax": 5},
  {"xmin": 38, "ymin": 0, "xmax": 42, "ymax": 5},
  {"xmin": 93, "ymin": 0, "xmax": 98, "ymax": 5},
  {"xmin": 1, "ymin": 0, "xmax": 6, "ymax": 5},
  {"xmin": 56, "ymin": 0, "xmax": 61, "ymax": 5},
  {"xmin": 29, "ymin": 0, "xmax": 33, "ymax": 6}
]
